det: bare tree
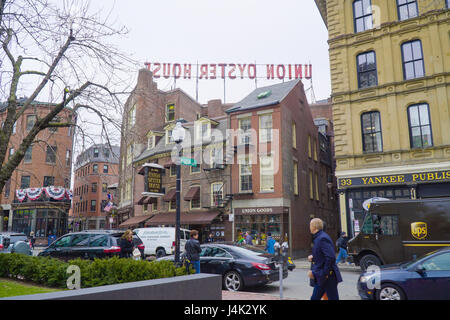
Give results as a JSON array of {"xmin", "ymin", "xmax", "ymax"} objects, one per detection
[{"xmin": 0, "ymin": 0, "xmax": 137, "ymax": 194}]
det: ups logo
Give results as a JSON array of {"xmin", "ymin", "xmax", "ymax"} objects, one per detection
[{"xmin": 411, "ymin": 222, "xmax": 427, "ymax": 240}]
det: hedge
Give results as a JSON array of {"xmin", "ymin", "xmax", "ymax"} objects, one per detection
[{"xmin": 0, "ymin": 254, "xmax": 192, "ymax": 289}]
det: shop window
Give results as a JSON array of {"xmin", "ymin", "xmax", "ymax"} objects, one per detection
[
  {"xmin": 397, "ymin": 0, "xmax": 418, "ymax": 21},
  {"xmin": 408, "ymin": 103, "xmax": 433, "ymax": 148},
  {"xmin": 357, "ymin": 51, "xmax": 378, "ymax": 88},
  {"xmin": 402, "ymin": 40, "xmax": 425, "ymax": 80},
  {"xmin": 361, "ymin": 111, "xmax": 383, "ymax": 153},
  {"xmin": 353, "ymin": 0, "xmax": 373, "ymax": 33}
]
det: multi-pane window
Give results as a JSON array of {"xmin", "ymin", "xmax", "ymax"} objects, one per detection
[
  {"xmin": 239, "ymin": 118, "xmax": 252, "ymax": 144},
  {"xmin": 93, "ymin": 148, "xmax": 99, "ymax": 158},
  {"xmin": 46, "ymin": 146, "xmax": 57, "ymax": 163},
  {"xmin": 239, "ymin": 156, "xmax": 252, "ymax": 192},
  {"xmin": 397, "ymin": 0, "xmax": 418, "ymax": 21},
  {"xmin": 93, "ymin": 164, "xmax": 98, "ymax": 173},
  {"xmin": 292, "ymin": 122, "xmax": 297, "ymax": 148},
  {"xmin": 353, "ymin": 0, "xmax": 373, "ymax": 33},
  {"xmin": 170, "ymin": 164, "xmax": 177, "ymax": 177},
  {"xmin": 91, "ymin": 183, "xmax": 97, "ymax": 193},
  {"xmin": 357, "ymin": 51, "xmax": 377, "ymax": 88},
  {"xmin": 128, "ymin": 104, "xmax": 136, "ymax": 128},
  {"xmin": 293, "ymin": 161, "xmax": 299, "ymax": 196},
  {"xmin": 65, "ymin": 149, "xmax": 71, "ymax": 166},
  {"xmin": 259, "ymin": 114, "xmax": 272, "ymax": 143},
  {"xmin": 21, "ymin": 176, "xmax": 30, "ymax": 189},
  {"xmin": 402, "ymin": 40, "xmax": 425, "ymax": 80},
  {"xmin": 166, "ymin": 103, "xmax": 175, "ymax": 122},
  {"xmin": 260, "ymin": 155, "xmax": 274, "ymax": 192},
  {"xmin": 26, "ymin": 115, "xmax": 36, "ymax": 131},
  {"xmin": 43, "ymin": 176, "xmax": 54, "ymax": 187},
  {"xmin": 309, "ymin": 170, "xmax": 314, "ymax": 200},
  {"xmin": 447, "ymin": 0, "xmax": 450, "ymax": 9},
  {"xmin": 103, "ymin": 165, "xmax": 108, "ymax": 173},
  {"xmin": 211, "ymin": 182, "xmax": 224, "ymax": 207},
  {"xmin": 361, "ymin": 112, "xmax": 383, "ymax": 153},
  {"xmin": 102, "ymin": 183, "xmax": 107, "ymax": 193},
  {"xmin": 90, "ymin": 200, "xmax": 97, "ymax": 212},
  {"xmin": 408, "ymin": 104, "xmax": 433, "ymax": 148}
]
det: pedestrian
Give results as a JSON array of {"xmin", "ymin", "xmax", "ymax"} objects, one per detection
[
  {"xmin": 29, "ymin": 231, "xmax": 36, "ymax": 249},
  {"xmin": 245, "ymin": 231, "xmax": 253, "ymax": 245},
  {"xmin": 206, "ymin": 233, "xmax": 214, "ymax": 243},
  {"xmin": 335, "ymin": 232, "xmax": 351, "ymax": 265},
  {"xmin": 185, "ymin": 229, "xmax": 202, "ymax": 274},
  {"xmin": 307, "ymin": 218, "xmax": 342, "ymax": 300},
  {"xmin": 119, "ymin": 229, "xmax": 134, "ymax": 258},
  {"xmin": 265, "ymin": 232, "xmax": 276, "ymax": 255}
]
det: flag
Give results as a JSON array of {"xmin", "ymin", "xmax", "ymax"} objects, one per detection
[{"xmin": 104, "ymin": 201, "xmax": 113, "ymax": 212}]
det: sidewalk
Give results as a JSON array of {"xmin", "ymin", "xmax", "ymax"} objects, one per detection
[{"xmin": 292, "ymin": 258, "xmax": 360, "ymax": 272}]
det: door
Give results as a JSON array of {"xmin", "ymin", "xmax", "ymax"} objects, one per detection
[
  {"xmin": 48, "ymin": 235, "xmax": 72, "ymax": 260},
  {"xmin": 69, "ymin": 233, "xmax": 91, "ymax": 259},
  {"xmin": 409, "ymin": 252, "xmax": 450, "ymax": 300},
  {"xmin": 200, "ymin": 246, "xmax": 232, "ymax": 274},
  {"xmin": 373, "ymin": 214, "xmax": 403, "ymax": 264}
]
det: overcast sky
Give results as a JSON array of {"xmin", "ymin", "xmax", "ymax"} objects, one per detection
[{"xmin": 91, "ymin": 0, "xmax": 330, "ymax": 105}]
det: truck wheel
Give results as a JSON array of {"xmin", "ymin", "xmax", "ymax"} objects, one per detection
[
  {"xmin": 156, "ymin": 248, "xmax": 166, "ymax": 258},
  {"xmin": 359, "ymin": 254, "xmax": 381, "ymax": 271}
]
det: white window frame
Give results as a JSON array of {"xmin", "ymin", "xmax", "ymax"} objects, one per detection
[
  {"xmin": 211, "ymin": 182, "xmax": 224, "ymax": 207},
  {"xmin": 259, "ymin": 154, "xmax": 274, "ymax": 192}
]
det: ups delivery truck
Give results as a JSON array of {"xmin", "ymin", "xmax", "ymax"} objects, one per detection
[{"xmin": 348, "ymin": 198, "xmax": 450, "ymax": 271}]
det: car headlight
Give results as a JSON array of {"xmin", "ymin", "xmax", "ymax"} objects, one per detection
[{"xmin": 359, "ymin": 274, "xmax": 376, "ymax": 283}]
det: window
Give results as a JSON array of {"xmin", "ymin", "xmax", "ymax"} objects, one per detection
[
  {"xmin": 397, "ymin": 0, "xmax": 418, "ymax": 21},
  {"xmin": 104, "ymin": 148, "xmax": 110, "ymax": 158},
  {"xmin": 408, "ymin": 104, "xmax": 433, "ymax": 148},
  {"xmin": 402, "ymin": 40, "xmax": 425, "ymax": 80},
  {"xmin": 309, "ymin": 170, "xmax": 314, "ymax": 200},
  {"xmin": 49, "ymin": 117, "xmax": 59, "ymax": 133},
  {"xmin": 53, "ymin": 235, "xmax": 72, "ymax": 248},
  {"xmin": 239, "ymin": 156, "xmax": 252, "ymax": 192},
  {"xmin": 93, "ymin": 148, "xmax": 99, "ymax": 158},
  {"xmin": 4, "ymin": 179, "xmax": 11, "ymax": 198},
  {"xmin": 314, "ymin": 139, "xmax": 318, "ymax": 161},
  {"xmin": 292, "ymin": 122, "xmax": 297, "ymax": 148},
  {"xmin": 260, "ymin": 155, "xmax": 274, "ymax": 192},
  {"xmin": 169, "ymin": 198, "xmax": 176, "ymax": 211},
  {"xmin": 315, "ymin": 173, "xmax": 320, "ymax": 201},
  {"xmin": 170, "ymin": 165, "xmax": 177, "ymax": 177},
  {"xmin": 43, "ymin": 176, "xmax": 54, "ymax": 187},
  {"xmin": 65, "ymin": 149, "xmax": 71, "ymax": 166},
  {"xmin": 196, "ymin": 122, "xmax": 210, "ymax": 141},
  {"xmin": 357, "ymin": 51, "xmax": 377, "ymax": 89},
  {"xmin": 239, "ymin": 118, "xmax": 252, "ymax": 144},
  {"xmin": 128, "ymin": 104, "xmax": 136, "ymax": 128},
  {"xmin": 211, "ymin": 183, "xmax": 223, "ymax": 207},
  {"xmin": 259, "ymin": 114, "xmax": 272, "ymax": 143},
  {"xmin": 90, "ymin": 200, "xmax": 97, "ymax": 212},
  {"xmin": 361, "ymin": 112, "xmax": 383, "ymax": 153},
  {"xmin": 447, "ymin": 0, "xmax": 450, "ymax": 9},
  {"xmin": 308, "ymin": 136, "xmax": 312, "ymax": 158},
  {"xmin": 20, "ymin": 176, "xmax": 30, "ymax": 189},
  {"xmin": 293, "ymin": 161, "xmax": 299, "ymax": 196},
  {"xmin": 103, "ymin": 165, "xmax": 109, "ymax": 173},
  {"xmin": 93, "ymin": 164, "xmax": 98, "ymax": 173},
  {"xmin": 166, "ymin": 103, "xmax": 175, "ymax": 122},
  {"xmin": 210, "ymin": 147, "xmax": 223, "ymax": 167},
  {"xmin": 191, "ymin": 190, "xmax": 201, "ymax": 209},
  {"xmin": 377, "ymin": 215, "xmax": 400, "ymax": 236},
  {"xmin": 91, "ymin": 183, "xmax": 97, "ymax": 193},
  {"xmin": 12, "ymin": 122, "xmax": 16, "ymax": 134},
  {"xmin": 71, "ymin": 234, "xmax": 90, "ymax": 247},
  {"xmin": 26, "ymin": 115, "xmax": 36, "ymax": 131},
  {"xmin": 152, "ymin": 201, "xmax": 157, "ymax": 211},
  {"xmin": 89, "ymin": 234, "xmax": 109, "ymax": 247},
  {"xmin": 148, "ymin": 135, "xmax": 155, "ymax": 149},
  {"xmin": 102, "ymin": 183, "xmax": 107, "ymax": 193},
  {"xmin": 421, "ymin": 253, "xmax": 450, "ymax": 271},
  {"xmin": 46, "ymin": 146, "xmax": 57, "ymax": 163},
  {"xmin": 166, "ymin": 130, "xmax": 174, "ymax": 144},
  {"xmin": 353, "ymin": 0, "xmax": 373, "ymax": 33},
  {"xmin": 8, "ymin": 148, "xmax": 14, "ymax": 160}
]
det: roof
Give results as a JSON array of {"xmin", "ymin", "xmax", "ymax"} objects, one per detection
[
  {"xmin": 75, "ymin": 144, "xmax": 120, "ymax": 168},
  {"xmin": 225, "ymin": 80, "xmax": 300, "ymax": 114}
]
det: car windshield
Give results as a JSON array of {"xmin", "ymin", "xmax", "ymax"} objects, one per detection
[{"xmin": 400, "ymin": 250, "xmax": 441, "ymax": 268}]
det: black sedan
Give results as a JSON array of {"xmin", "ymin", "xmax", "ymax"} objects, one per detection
[
  {"xmin": 357, "ymin": 248, "xmax": 450, "ymax": 300},
  {"xmin": 158, "ymin": 243, "xmax": 288, "ymax": 291}
]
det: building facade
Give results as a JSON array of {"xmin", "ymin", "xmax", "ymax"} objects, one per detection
[
  {"xmin": 0, "ymin": 100, "xmax": 74, "ymax": 242},
  {"xmin": 226, "ymin": 80, "xmax": 338, "ymax": 258},
  {"xmin": 315, "ymin": 0, "xmax": 450, "ymax": 235},
  {"xmin": 71, "ymin": 144, "xmax": 120, "ymax": 231}
]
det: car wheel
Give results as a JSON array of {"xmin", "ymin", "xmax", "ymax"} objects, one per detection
[
  {"xmin": 359, "ymin": 254, "xmax": 381, "ymax": 272},
  {"xmin": 376, "ymin": 283, "xmax": 405, "ymax": 301},
  {"xmin": 156, "ymin": 248, "xmax": 166, "ymax": 258},
  {"xmin": 223, "ymin": 271, "xmax": 243, "ymax": 292}
]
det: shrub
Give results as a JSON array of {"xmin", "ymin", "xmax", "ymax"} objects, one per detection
[{"xmin": 0, "ymin": 254, "xmax": 189, "ymax": 289}]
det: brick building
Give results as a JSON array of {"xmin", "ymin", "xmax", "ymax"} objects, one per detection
[
  {"xmin": 71, "ymin": 144, "xmax": 120, "ymax": 231},
  {"xmin": 0, "ymin": 100, "xmax": 74, "ymax": 241}
]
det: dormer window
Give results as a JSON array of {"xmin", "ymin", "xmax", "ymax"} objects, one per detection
[{"xmin": 148, "ymin": 135, "xmax": 156, "ymax": 149}]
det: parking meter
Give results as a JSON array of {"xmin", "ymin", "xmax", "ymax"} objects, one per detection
[
  {"xmin": 281, "ymin": 241, "xmax": 289, "ymax": 265},
  {"xmin": 274, "ymin": 242, "xmax": 281, "ymax": 262}
]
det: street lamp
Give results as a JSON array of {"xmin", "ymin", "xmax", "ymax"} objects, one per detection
[{"xmin": 172, "ymin": 120, "xmax": 186, "ymax": 265}]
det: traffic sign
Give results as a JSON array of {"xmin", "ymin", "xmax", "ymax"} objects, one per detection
[{"xmin": 180, "ymin": 157, "xmax": 197, "ymax": 166}]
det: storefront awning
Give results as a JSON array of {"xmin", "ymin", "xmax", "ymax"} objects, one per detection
[
  {"xmin": 119, "ymin": 215, "xmax": 153, "ymax": 228},
  {"xmin": 144, "ymin": 197, "xmax": 158, "ymax": 204},
  {"xmin": 145, "ymin": 211, "xmax": 220, "ymax": 226},
  {"xmin": 164, "ymin": 161, "xmax": 175, "ymax": 168},
  {"xmin": 162, "ymin": 189, "xmax": 176, "ymax": 202},
  {"xmin": 136, "ymin": 196, "xmax": 148, "ymax": 205},
  {"xmin": 184, "ymin": 186, "xmax": 200, "ymax": 201}
]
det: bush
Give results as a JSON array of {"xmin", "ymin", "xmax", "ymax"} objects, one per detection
[{"xmin": 0, "ymin": 254, "xmax": 189, "ymax": 289}]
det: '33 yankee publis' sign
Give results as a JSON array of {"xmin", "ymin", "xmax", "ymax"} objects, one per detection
[{"xmin": 338, "ymin": 170, "xmax": 450, "ymax": 188}]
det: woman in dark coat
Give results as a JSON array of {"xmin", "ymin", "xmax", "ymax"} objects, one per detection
[{"xmin": 120, "ymin": 230, "xmax": 134, "ymax": 258}]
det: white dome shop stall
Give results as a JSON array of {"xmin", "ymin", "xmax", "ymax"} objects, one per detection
[{"xmin": 11, "ymin": 186, "xmax": 72, "ymax": 244}]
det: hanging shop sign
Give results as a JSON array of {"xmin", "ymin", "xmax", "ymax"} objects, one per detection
[
  {"xmin": 139, "ymin": 163, "xmax": 165, "ymax": 197},
  {"xmin": 338, "ymin": 170, "xmax": 450, "ymax": 189},
  {"xmin": 144, "ymin": 62, "xmax": 312, "ymax": 80}
]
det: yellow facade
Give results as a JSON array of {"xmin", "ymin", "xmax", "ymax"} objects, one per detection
[{"xmin": 315, "ymin": 0, "xmax": 450, "ymax": 234}]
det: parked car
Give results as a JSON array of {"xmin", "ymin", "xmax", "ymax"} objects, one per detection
[
  {"xmin": 38, "ymin": 230, "xmax": 145, "ymax": 261},
  {"xmin": 357, "ymin": 248, "xmax": 450, "ymax": 300},
  {"xmin": 134, "ymin": 227, "xmax": 191, "ymax": 258},
  {"xmin": 0, "ymin": 232, "xmax": 32, "ymax": 256},
  {"xmin": 157, "ymin": 243, "xmax": 288, "ymax": 291}
]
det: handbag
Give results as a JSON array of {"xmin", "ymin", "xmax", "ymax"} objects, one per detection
[{"xmin": 132, "ymin": 248, "xmax": 141, "ymax": 258}]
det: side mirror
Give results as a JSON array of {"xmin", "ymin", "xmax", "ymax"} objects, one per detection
[{"xmin": 415, "ymin": 266, "xmax": 426, "ymax": 275}]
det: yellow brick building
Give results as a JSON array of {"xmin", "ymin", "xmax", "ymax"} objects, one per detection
[{"xmin": 315, "ymin": 0, "xmax": 450, "ymax": 235}]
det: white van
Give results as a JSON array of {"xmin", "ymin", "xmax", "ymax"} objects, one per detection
[{"xmin": 133, "ymin": 227, "xmax": 191, "ymax": 258}]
